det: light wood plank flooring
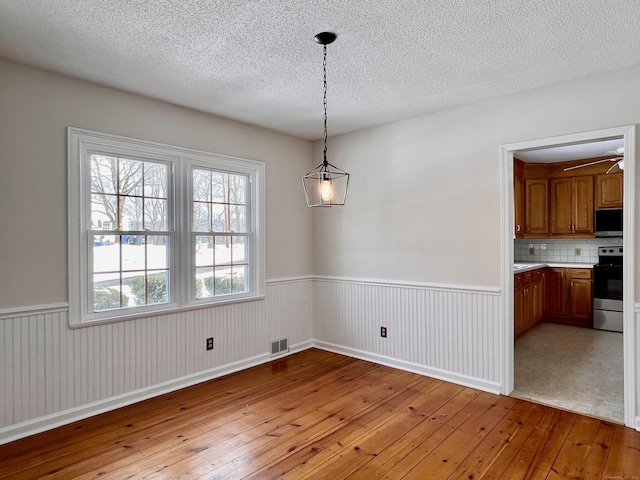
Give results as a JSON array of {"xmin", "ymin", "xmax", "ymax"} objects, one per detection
[{"xmin": 1, "ymin": 349, "xmax": 639, "ymax": 479}]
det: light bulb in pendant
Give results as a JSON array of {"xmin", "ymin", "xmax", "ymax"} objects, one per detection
[{"xmin": 320, "ymin": 176, "xmax": 332, "ymax": 202}]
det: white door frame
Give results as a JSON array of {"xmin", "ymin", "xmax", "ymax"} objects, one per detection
[{"xmin": 500, "ymin": 125, "xmax": 637, "ymax": 429}]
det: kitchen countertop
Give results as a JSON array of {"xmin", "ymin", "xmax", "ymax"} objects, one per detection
[{"xmin": 513, "ymin": 262, "xmax": 596, "ymax": 273}]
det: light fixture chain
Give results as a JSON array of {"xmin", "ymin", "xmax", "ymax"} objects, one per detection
[{"xmin": 323, "ymin": 43, "xmax": 328, "ymax": 166}]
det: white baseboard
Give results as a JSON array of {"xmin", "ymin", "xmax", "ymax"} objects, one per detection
[
  {"xmin": 312, "ymin": 340, "xmax": 502, "ymax": 395},
  {"xmin": 0, "ymin": 340, "xmax": 313, "ymax": 445}
]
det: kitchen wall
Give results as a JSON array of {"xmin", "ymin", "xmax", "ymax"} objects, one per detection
[{"xmin": 514, "ymin": 238, "xmax": 623, "ymax": 264}]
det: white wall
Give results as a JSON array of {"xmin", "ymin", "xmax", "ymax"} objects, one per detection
[
  {"xmin": 0, "ymin": 60, "xmax": 315, "ymax": 442},
  {"xmin": 313, "ymin": 65, "xmax": 640, "ymax": 285},
  {"xmin": 3, "ymin": 58, "xmax": 640, "ymax": 441},
  {"xmin": 311, "ymin": 64, "xmax": 640, "ymax": 426},
  {"xmin": 0, "ymin": 60, "xmax": 314, "ymax": 308}
]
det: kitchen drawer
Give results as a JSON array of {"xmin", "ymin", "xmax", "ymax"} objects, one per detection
[
  {"xmin": 532, "ymin": 270, "xmax": 542, "ymax": 282},
  {"xmin": 567, "ymin": 268, "xmax": 592, "ymax": 279},
  {"xmin": 515, "ymin": 274, "xmax": 523, "ymax": 287},
  {"xmin": 522, "ymin": 272, "xmax": 532, "ymax": 283}
]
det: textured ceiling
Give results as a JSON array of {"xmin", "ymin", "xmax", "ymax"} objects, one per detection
[{"xmin": 2, "ymin": 1, "xmax": 640, "ymax": 140}]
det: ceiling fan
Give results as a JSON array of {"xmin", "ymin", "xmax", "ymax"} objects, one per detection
[{"xmin": 563, "ymin": 146, "xmax": 624, "ymax": 174}]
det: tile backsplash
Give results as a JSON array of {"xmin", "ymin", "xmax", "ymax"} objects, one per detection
[{"xmin": 514, "ymin": 238, "xmax": 622, "ymax": 264}]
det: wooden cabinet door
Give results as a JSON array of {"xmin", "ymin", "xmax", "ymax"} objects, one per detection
[
  {"xmin": 572, "ymin": 175, "xmax": 594, "ymax": 235},
  {"xmin": 522, "ymin": 284, "xmax": 532, "ymax": 333},
  {"xmin": 525, "ymin": 179, "xmax": 548, "ymax": 235},
  {"xmin": 514, "ymin": 282, "xmax": 525, "ymax": 337},
  {"xmin": 514, "ymin": 171, "xmax": 524, "ymax": 238},
  {"xmin": 567, "ymin": 278, "xmax": 593, "ymax": 323},
  {"xmin": 550, "ymin": 178, "xmax": 572, "ymax": 235},
  {"xmin": 531, "ymin": 274, "xmax": 543, "ymax": 324},
  {"xmin": 596, "ymin": 173, "xmax": 623, "ymax": 208},
  {"xmin": 543, "ymin": 268, "xmax": 565, "ymax": 316},
  {"xmin": 567, "ymin": 269, "xmax": 593, "ymax": 325},
  {"xmin": 550, "ymin": 176, "xmax": 594, "ymax": 236}
]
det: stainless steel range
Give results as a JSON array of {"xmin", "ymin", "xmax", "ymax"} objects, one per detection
[{"xmin": 593, "ymin": 246, "xmax": 623, "ymax": 332}]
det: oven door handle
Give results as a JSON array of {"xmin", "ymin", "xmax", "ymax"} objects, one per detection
[{"xmin": 594, "ymin": 265, "xmax": 623, "ymax": 270}]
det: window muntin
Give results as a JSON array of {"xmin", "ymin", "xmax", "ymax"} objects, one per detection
[{"xmin": 68, "ymin": 127, "xmax": 265, "ymax": 326}]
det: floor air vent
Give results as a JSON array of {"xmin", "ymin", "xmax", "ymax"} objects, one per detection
[{"xmin": 270, "ymin": 338, "xmax": 289, "ymax": 356}]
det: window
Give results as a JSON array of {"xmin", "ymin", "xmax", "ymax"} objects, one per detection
[
  {"xmin": 192, "ymin": 169, "xmax": 249, "ymax": 298},
  {"xmin": 68, "ymin": 128, "xmax": 265, "ymax": 326}
]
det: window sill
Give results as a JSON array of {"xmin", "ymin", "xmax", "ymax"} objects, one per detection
[{"xmin": 69, "ymin": 294, "xmax": 266, "ymax": 329}]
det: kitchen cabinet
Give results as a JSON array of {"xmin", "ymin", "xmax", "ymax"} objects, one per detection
[
  {"xmin": 595, "ymin": 173, "xmax": 623, "ymax": 209},
  {"xmin": 514, "ymin": 273, "xmax": 526, "ymax": 337},
  {"xmin": 542, "ymin": 267, "xmax": 593, "ymax": 328},
  {"xmin": 525, "ymin": 179, "xmax": 548, "ymax": 235},
  {"xmin": 543, "ymin": 268, "xmax": 565, "ymax": 316},
  {"xmin": 514, "ymin": 270, "xmax": 543, "ymax": 337},
  {"xmin": 567, "ymin": 268, "xmax": 593, "ymax": 324},
  {"xmin": 549, "ymin": 175, "xmax": 594, "ymax": 236},
  {"xmin": 514, "ymin": 161, "xmax": 525, "ymax": 238},
  {"xmin": 531, "ymin": 270, "xmax": 543, "ymax": 325}
]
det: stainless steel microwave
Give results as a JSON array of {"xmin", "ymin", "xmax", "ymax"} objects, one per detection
[{"xmin": 595, "ymin": 208, "xmax": 623, "ymax": 237}]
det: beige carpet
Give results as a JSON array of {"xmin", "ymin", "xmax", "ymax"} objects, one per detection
[{"xmin": 512, "ymin": 322, "xmax": 624, "ymax": 423}]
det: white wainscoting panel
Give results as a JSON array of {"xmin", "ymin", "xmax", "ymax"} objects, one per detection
[
  {"xmin": 0, "ymin": 279, "xmax": 312, "ymax": 443},
  {"xmin": 313, "ymin": 278, "xmax": 502, "ymax": 392},
  {"xmin": 2, "ymin": 276, "xmax": 506, "ymax": 444}
]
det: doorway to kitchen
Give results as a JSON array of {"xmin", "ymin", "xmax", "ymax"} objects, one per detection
[{"xmin": 500, "ymin": 125, "xmax": 636, "ymax": 428}]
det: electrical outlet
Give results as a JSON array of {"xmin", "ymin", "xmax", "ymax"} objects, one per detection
[
  {"xmin": 575, "ymin": 248, "xmax": 582, "ymax": 256},
  {"xmin": 528, "ymin": 247, "xmax": 534, "ymax": 255},
  {"xmin": 206, "ymin": 337, "xmax": 214, "ymax": 351},
  {"xmin": 380, "ymin": 326, "xmax": 387, "ymax": 338}
]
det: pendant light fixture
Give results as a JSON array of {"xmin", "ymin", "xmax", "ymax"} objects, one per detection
[{"xmin": 302, "ymin": 32, "xmax": 350, "ymax": 207}]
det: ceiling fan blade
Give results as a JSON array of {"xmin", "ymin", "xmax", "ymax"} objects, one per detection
[
  {"xmin": 563, "ymin": 158, "xmax": 618, "ymax": 171},
  {"xmin": 605, "ymin": 159, "xmax": 624, "ymax": 174}
]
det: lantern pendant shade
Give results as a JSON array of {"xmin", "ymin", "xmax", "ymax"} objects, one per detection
[{"xmin": 302, "ymin": 161, "xmax": 350, "ymax": 207}]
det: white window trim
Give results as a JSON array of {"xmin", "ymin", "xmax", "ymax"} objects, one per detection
[{"xmin": 68, "ymin": 127, "xmax": 265, "ymax": 327}]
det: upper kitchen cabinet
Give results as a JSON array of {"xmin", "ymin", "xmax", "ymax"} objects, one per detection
[
  {"xmin": 524, "ymin": 179, "xmax": 548, "ymax": 235},
  {"xmin": 595, "ymin": 172, "xmax": 623, "ymax": 208},
  {"xmin": 550, "ymin": 176, "xmax": 593, "ymax": 236},
  {"xmin": 517, "ymin": 157, "xmax": 619, "ymax": 239},
  {"xmin": 514, "ymin": 159, "xmax": 525, "ymax": 238}
]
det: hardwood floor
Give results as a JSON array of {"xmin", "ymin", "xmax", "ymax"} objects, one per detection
[{"xmin": 1, "ymin": 349, "xmax": 638, "ymax": 479}]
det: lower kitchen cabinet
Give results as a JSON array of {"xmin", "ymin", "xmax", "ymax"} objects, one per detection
[
  {"xmin": 514, "ymin": 273, "xmax": 526, "ymax": 337},
  {"xmin": 515, "ymin": 266, "xmax": 593, "ymax": 338},
  {"xmin": 543, "ymin": 267, "xmax": 593, "ymax": 328},
  {"xmin": 514, "ymin": 270, "xmax": 543, "ymax": 337},
  {"xmin": 543, "ymin": 268, "xmax": 566, "ymax": 316},
  {"xmin": 567, "ymin": 268, "xmax": 593, "ymax": 324}
]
